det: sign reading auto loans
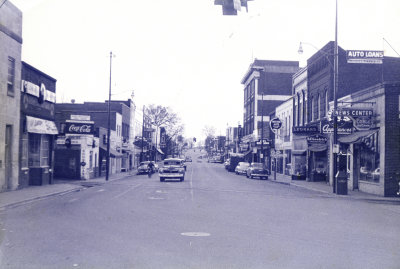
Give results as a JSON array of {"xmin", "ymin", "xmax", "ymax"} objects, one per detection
[
  {"xmin": 65, "ymin": 122, "xmax": 94, "ymax": 134},
  {"xmin": 347, "ymin": 50, "xmax": 384, "ymax": 64}
]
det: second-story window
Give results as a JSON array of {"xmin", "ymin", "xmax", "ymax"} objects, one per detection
[
  {"xmin": 7, "ymin": 57, "xmax": 15, "ymax": 97},
  {"xmin": 317, "ymin": 93, "xmax": 320, "ymax": 120}
]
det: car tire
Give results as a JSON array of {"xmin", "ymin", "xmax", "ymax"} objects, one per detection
[
  {"xmin": 250, "ymin": 175, "xmax": 253, "ymax": 179},
  {"xmin": 160, "ymin": 177, "xmax": 165, "ymax": 182},
  {"xmin": 180, "ymin": 177, "xmax": 184, "ymax": 182},
  {"xmin": 246, "ymin": 174, "xmax": 249, "ymax": 178}
]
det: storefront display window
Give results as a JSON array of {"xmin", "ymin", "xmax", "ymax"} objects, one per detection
[
  {"xmin": 29, "ymin": 134, "xmax": 50, "ymax": 167},
  {"xmin": 359, "ymin": 143, "xmax": 380, "ymax": 183}
]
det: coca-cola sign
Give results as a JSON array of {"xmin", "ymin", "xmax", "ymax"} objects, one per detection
[{"xmin": 66, "ymin": 122, "xmax": 94, "ymax": 134}]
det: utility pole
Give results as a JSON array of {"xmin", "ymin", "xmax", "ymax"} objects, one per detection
[
  {"xmin": 106, "ymin": 51, "xmax": 113, "ymax": 181},
  {"xmin": 261, "ymin": 93, "xmax": 264, "ymax": 166},
  {"xmin": 141, "ymin": 105, "xmax": 145, "ymax": 162},
  {"xmin": 333, "ymin": 0, "xmax": 339, "ymax": 193}
]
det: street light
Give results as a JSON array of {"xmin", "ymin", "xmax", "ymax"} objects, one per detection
[
  {"xmin": 106, "ymin": 52, "xmax": 114, "ymax": 181},
  {"xmin": 297, "ymin": 0, "xmax": 339, "ymax": 193}
]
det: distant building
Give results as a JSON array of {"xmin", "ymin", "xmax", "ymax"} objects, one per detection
[{"xmin": 0, "ymin": 1, "xmax": 22, "ymax": 191}]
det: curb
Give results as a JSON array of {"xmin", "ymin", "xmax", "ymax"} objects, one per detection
[{"xmin": 0, "ymin": 186, "xmax": 85, "ymax": 210}]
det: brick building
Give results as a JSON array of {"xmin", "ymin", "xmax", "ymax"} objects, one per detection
[
  {"xmin": 19, "ymin": 62, "xmax": 58, "ymax": 187},
  {"xmin": 240, "ymin": 59, "xmax": 299, "ymax": 164}
]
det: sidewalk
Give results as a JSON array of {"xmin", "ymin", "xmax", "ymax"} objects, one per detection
[
  {"xmin": 270, "ymin": 172, "xmax": 400, "ymax": 203},
  {"xmin": 0, "ymin": 171, "xmax": 135, "ymax": 210}
]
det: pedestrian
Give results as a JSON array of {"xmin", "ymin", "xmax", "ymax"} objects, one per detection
[{"xmin": 147, "ymin": 162, "xmax": 155, "ymax": 178}]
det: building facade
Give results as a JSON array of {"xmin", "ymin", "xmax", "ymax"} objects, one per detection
[
  {"xmin": 19, "ymin": 62, "xmax": 58, "ymax": 187},
  {"xmin": 0, "ymin": 1, "xmax": 22, "ymax": 191},
  {"xmin": 240, "ymin": 59, "xmax": 299, "ymax": 165}
]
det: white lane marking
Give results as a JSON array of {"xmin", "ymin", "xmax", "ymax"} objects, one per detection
[
  {"xmin": 97, "ymin": 189, "xmax": 105, "ymax": 192},
  {"xmin": 68, "ymin": 198, "xmax": 79, "ymax": 203},
  {"xmin": 181, "ymin": 232, "xmax": 210, "ymax": 237},
  {"xmin": 148, "ymin": 197, "xmax": 165, "ymax": 200},
  {"xmin": 155, "ymin": 190, "xmax": 167, "ymax": 194},
  {"xmin": 113, "ymin": 183, "xmax": 142, "ymax": 199}
]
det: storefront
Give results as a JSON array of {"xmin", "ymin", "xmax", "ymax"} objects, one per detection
[
  {"xmin": 307, "ymin": 134, "xmax": 328, "ymax": 182},
  {"xmin": 54, "ymin": 118, "xmax": 99, "ymax": 180},
  {"xmin": 19, "ymin": 62, "xmax": 58, "ymax": 188}
]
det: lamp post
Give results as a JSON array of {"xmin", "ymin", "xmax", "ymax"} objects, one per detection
[
  {"xmin": 141, "ymin": 105, "xmax": 145, "ymax": 162},
  {"xmin": 106, "ymin": 51, "xmax": 113, "ymax": 181},
  {"xmin": 260, "ymin": 93, "xmax": 265, "ymax": 166},
  {"xmin": 298, "ymin": 0, "xmax": 339, "ymax": 193}
]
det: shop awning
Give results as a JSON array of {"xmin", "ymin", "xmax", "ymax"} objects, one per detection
[
  {"xmin": 338, "ymin": 129, "xmax": 379, "ymax": 144},
  {"xmin": 100, "ymin": 147, "xmax": 123, "ymax": 157},
  {"xmin": 292, "ymin": 149, "xmax": 307, "ymax": 155},
  {"xmin": 308, "ymin": 144, "xmax": 327, "ymax": 152},
  {"xmin": 26, "ymin": 116, "xmax": 58, "ymax": 135},
  {"xmin": 156, "ymin": 147, "xmax": 164, "ymax": 155}
]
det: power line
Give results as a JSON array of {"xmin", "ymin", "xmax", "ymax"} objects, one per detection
[{"xmin": 0, "ymin": 0, "xmax": 8, "ymax": 9}]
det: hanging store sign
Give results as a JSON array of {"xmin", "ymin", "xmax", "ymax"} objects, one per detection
[
  {"xmin": 335, "ymin": 108, "xmax": 373, "ymax": 130},
  {"xmin": 65, "ymin": 122, "xmax": 94, "ymax": 135},
  {"xmin": 256, "ymin": 139, "xmax": 270, "ymax": 146},
  {"xmin": 270, "ymin": 118, "xmax": 282, "ymax": 130},
  {"xmin": 321, "ymin": 119, "xmax": 353, "ymax": 134},
  {"xmin": 21, "ymin": 80, "xmax": 56, "ymax": 103},
  {"xmin": 346, "ymin": 50, "xmax": 384, "ymax": 64},
  {"xmin": 307, "ymin": 134, "xmax": 328, "ymax": 144},
  {"xmin": 292, "ymin": 126, "xmax": 319, "ymax": 135}
]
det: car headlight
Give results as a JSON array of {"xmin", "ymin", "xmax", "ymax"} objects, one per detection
[{"xmin": 158, "ymin": 168, "xmax": 164, "ymax": 173}]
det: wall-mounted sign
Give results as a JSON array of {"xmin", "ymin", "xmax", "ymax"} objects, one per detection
[
  {"xmin": 346, "ymin": 50, "xmax": 384, "ymax": 64},
  {"xmin": 71, "ymin": 115, "xmax": 91, "ymax": 121},
  {"xmin": 292, "ymin": 126, "xmax": 319, "ymax": 135},
  {"xmin": 65, "ymin": 122, "xmax": 94, "ymax": 135},
  {"xmin": 307, "ymin": 134, "xmax": 328, "ymax": 144},
  {"xmin": 21, "ymin": 80, "xmax": 56, "ymax": 103},
  {"xmin": 270, "ymin": 118, "xmax": 282, "ymax": 130}
]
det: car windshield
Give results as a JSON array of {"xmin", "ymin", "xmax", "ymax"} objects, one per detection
[
  {"xmin": 139, "ymin": 162, "xmax": 150, "ymax": 166},
  {"xmin": 164, "ymin": 160, "xmax": 181, "ymax": 166},
  {"xmin": 252, "ymin": 163, "xmax": 264, "ymax": 168}
]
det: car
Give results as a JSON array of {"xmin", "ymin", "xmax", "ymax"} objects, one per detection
[
  {"xmin": 158, "ymin": 158, "xmax": 186, "ymax": 182},
  {"xmin": 185, "ymin": 156, "xmax": 192, "ymax": 162},
  {"xmin": 137, "ymin": 161, "xmax": 151, "ymax": 174},
  {"xmin": 235, "ymin": 162, "xmax": 250, "ymax": 175},
  {"xmin": 177, "ymin": 158, "xmax": 187, "ymax": 171},
  {"xmin": 246, "ymin": 163, "xmax": 269, "ymax": 179},
  {"xmin": 137, "ymin": 161, "xmax": 159, "ymax": 174},
  {"xmin": 224, "ymin": 159, "xmax": 230, "ymax": 170}
]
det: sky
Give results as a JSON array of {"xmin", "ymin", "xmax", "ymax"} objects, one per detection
[{"xmin": 10, "ymin": 0, "xmax": 400, "ymax": 141}]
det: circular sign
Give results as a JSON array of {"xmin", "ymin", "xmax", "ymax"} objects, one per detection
[{"xmin": 270, "ymin": 118, "xmax": 282, "ymax": 130}]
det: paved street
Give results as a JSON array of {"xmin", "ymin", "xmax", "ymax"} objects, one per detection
[{"xmin": 1, "ymin": 149, "xmax": 399, "ymax": 269}]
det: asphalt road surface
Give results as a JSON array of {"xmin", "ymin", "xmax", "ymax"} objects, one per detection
[{"xmin": 1, "ymin": 149, "xmax": 399, "ymax": 269}]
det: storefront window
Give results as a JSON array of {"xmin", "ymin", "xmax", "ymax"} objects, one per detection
[
  {"xmin": 29, "ymin": 134, "xmax": 50, "ymax": 167},
  {"xmin": 41, "ymin": 135, "xmax": 50, "ymax": 167},
  {"xmin": 359, "ymin": 140, "xmax": 380, "ymax": 183},
  {"xmin": 21, "ymin": 136, "xmax": 29, "ymax": 168},
  {"xmin": 29, "ymin": 133, "xmax": 41, "ymax": 167}
]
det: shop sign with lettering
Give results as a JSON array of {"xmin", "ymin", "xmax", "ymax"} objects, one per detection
[
  {"xmin": 256, "ymin": 139, "xmax": 270, "ymax": 145},
  {"xmin": 270, "ymin": 118, "xmax": 282, "ymax": 130},
  {"xmin": 335, "ymin": 108, "xmax": 373, "ymax": 130},
  {"xmin": 321, "ymin": 119, "xmax": 353, "ymax": 134},
  {"xmin": 307, "ymin": 134, "xmax": 328, "ymax": 144},
  {"xmin": 66, "ymin": 122, "xmax": 94, "ymax": 134},
  {"xmin": 292, "ymin": 126, "xmax": 319, "ymax": 135},
  {"xmin": 347, "ymin": 50, "xmax": 384, "ymax": 64}
]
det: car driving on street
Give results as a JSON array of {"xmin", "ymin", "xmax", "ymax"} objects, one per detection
[
  {"xmin": 158, "ymin": 158, "xmax": 186, "ymax": 182},
  {"xmin": 137, "ymin": 161, "xmax": 158, "ymax": 174}
]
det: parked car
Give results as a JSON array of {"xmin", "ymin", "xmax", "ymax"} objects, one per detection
[
  {"xmin": 235, "ymin": 162, "xmax": 250, "ymax": 175},
  {"xmin": 158, "ymin": 158, "xmax": 186, "ymax": 182},
  {"xmin": 185, "ymin": 156, "xmax": 192, "ymax": 162},
  {"xmin": 224, "ymin": 159, "xmax": 230, "ymax": 170},
  {"xmin": 246, "ymin": 163, "xmax": 269, "ymax": 179}
]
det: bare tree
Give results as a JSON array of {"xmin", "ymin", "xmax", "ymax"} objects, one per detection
[
  {"xmin": 202, "ymin": 125, "xmax": 216, "ymax": 138},
  {"xmin": 145, "ymin": 104, "xmax": 178, "ymax": 128}
]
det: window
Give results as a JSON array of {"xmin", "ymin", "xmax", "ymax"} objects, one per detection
[
  {"xmin": 310, "ymin": 96, "xmax": 314, "ymax": 122},
  {"xmin": 299, "ymin": 94, "xmax": 303, "ymax": 126},
  {"xmin": 21, "ymin": 136, "xmax": 29, "ymax": 168},
  {"xmin": 325, "ymin": 90, "xmax": 329, "ymax": 117},
  {"xmin": 317, "ymin": 93, "xmax": 320, "ymax": 120},
  {"xmin": 40, "ymin": 135, "xmax": 49, "ymax": 167},
  {"xmin": 29, "ymin": 134, "xmax": 41, "ymax": 167},
  {"xmin": 7, "ymin": 57, "xmax": 15, "ymax": 96}
]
